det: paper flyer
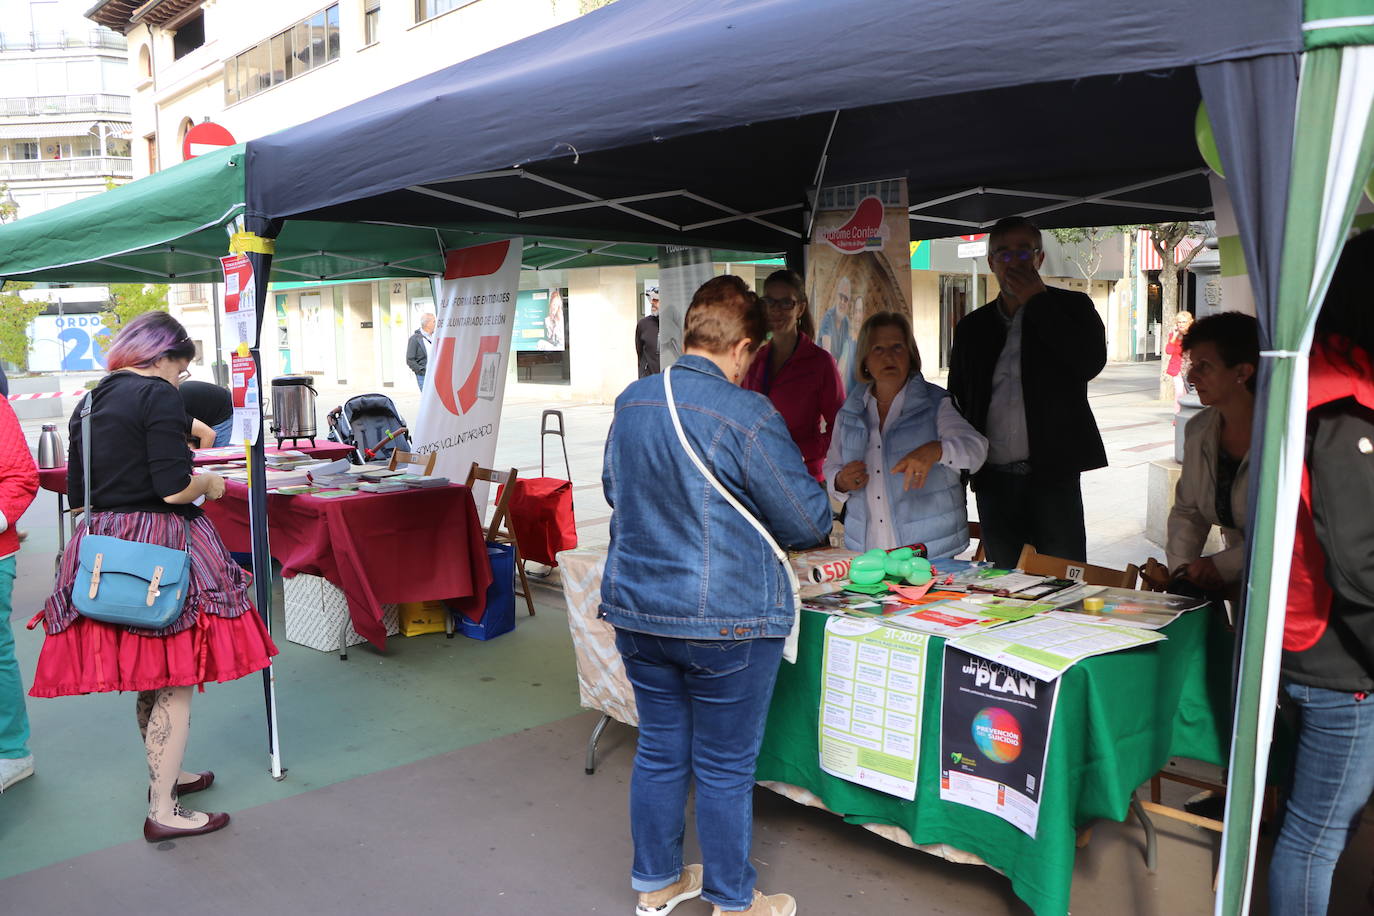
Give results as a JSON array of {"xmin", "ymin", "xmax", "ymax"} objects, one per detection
[
  {"xmin": 818, "ymin": 616, "xmax": 928, "ymax": 800},
  {"xmin": 220, "ymin": 254, "xmax": 258, "ymax": 350},
  {"xmin": 1046, "ymin": 587, "xmax": 1205, "ymax": 630},
  {"xmin": 228, "ymin": 351, "xmax": 260, "ymax": 446},
  {"xmin": 884, "ymin": 600, "xmax": 1004, "ymax": 639},
  {"xmin": 949, "ymin": 616, "xmax": 1165, "ymax": 682},
  {"xmin": 940, "ymin": 646, "xmax": 1060, "ymax": 837}
]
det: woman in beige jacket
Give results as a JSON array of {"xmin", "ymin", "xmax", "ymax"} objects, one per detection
[{"xmin": 1165, "ymin": 312, "xmax": 1259, "ymax": 595}]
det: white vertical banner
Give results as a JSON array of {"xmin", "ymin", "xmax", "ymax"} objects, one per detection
[
  {"xmin": 411, "ymin": 239, "xmax": 521, "ymax": 514},
  {"xmin": 657, "ymin": 246, "xmax": 716, "ymax": 369}
]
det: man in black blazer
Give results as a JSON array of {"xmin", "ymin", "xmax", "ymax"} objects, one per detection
[{"xmin": 947, "ymin": 217, "xmax": 1107, "ymax": 567}]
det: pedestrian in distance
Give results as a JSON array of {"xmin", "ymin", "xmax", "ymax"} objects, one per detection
[
  {"xmin": 601, "ymin": 275, "xmax": 832, "ymax": 916},
  {"xmin": 636, "ymin": 286, "xmax": 661, "ymax": 378},
  {"xmin": 28, "ymin": 310, "xmax": 278, "ymax": 841},
  {"xmin": 743, "ymin": 268, "xmax": 846, "ymax": 483},
  {"xmin": 407, "ymin": 313, "xmax": 436, "ymax": 389},
  {"xmin": 946, "ymin": 216, "xmax": 1108, "ymax": 567},
  {"xmin": 0, "ymin": 397, "xmax": 38, "ymax": 794}
]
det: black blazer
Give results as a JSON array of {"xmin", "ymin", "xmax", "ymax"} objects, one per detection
[{"xmin": 947, "ymin": 286, "xmax": 1108, "ymax": 476}]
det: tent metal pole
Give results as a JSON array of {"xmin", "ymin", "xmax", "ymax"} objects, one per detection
[{"xmin": 805, "ymin": 110, "xmax": 841, "ymax": 241}]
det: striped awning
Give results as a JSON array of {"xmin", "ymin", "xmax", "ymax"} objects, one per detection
[
  {"xmin": 1137, "ymin": 229, "xmax": 1202, "ymax": 270},
  {"xmin": 0, "ymin": 121, "xmax": 98, "ymax": 140}
]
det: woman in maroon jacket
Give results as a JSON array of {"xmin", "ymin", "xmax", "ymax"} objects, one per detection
[
  {"xmin": 743, "ymin": 269, "xmax": 846, "ymax": 482},
  {"xmin": 0, "ymin": 398, "xmax": 39, "ymax": 792}
]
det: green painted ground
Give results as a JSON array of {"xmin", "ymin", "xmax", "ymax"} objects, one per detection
[{"xmin": 0, "ymin": 490, "xmax": 585, "ymax": 879}]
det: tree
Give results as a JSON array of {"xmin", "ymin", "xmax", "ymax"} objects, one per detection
[
  {"xmin": 1047, "ymin": 226, "xmax": 1123, "ymax": 285},
  {"xmin": 101, "ymin": 283, "xmax": 170, "ymax": 334},
  {"xmin": 0, "ymin": 282, "xmax": 44, "ymax": 370},
  {"xmin": 0, "ymin": 181, "xmax": 17, "ymax": 224},
  {"xmin": 1139, "ymin": 221, "xmax": 1210, "ymax": 400}
]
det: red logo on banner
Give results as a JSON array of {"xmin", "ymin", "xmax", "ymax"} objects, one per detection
[
  {"xmin": 820, "ymin": 196, "xmax": 887, "ymax": 253},
  {"xmin": 443, "ymin": 240, "xmax": 512, "ymax": 280},
  {"xmin": 432, "ymin": 334, "xmax": 501, "ymax": 416}
]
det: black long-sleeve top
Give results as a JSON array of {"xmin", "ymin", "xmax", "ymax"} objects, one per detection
[{"xmin": 67, "ymin": 371, "xmax": 201, "ymax": 519}]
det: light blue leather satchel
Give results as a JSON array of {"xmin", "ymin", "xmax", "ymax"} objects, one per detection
[{"xmin": 71, "ymin": 393, "xmax": 192, "ymax": 630}]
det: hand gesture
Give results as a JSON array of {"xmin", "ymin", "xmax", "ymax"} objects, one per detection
[
  {"xmin": 1001, "ymin": 263, "xmax": 1047, "ymax": 305},
  {"xmin": 892, "ymin": 441, "xmax": 943, "ymax": 490},
  {"xmin": 1181, "ymin": 556, "xmax": 1223, "ymax": 591},
  {"xmin": 835, "ymin": 460, "xmax": 869, "ymax": 493}
]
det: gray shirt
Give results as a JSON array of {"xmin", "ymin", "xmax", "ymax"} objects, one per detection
[{"xmin": 984, "ymin": 300, "xmax": 1030, "ymax": 465}]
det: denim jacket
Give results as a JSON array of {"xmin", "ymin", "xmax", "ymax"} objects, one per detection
[{"xmin": 600, "ymin": 355, "xmax": 833, "ymax": 640}]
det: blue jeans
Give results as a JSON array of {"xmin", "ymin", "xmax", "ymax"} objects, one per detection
[
  {"xmin": 211, "ymin": 416, "xmax": 234, "ymax": 447},
  {"xmin": 415, "ymin": 373, "xmax": 425, "ymax": 391},
  {"xmin": 0, "ymin": 556, "xmax": 29, "ymax": 759},
  {"xmin": 614, "ymin": 629, "xmax": 784, "ymax": 910},
  {"xmin": 1269, "ymin": 682, "xmax": 1374, "ymax": 915}
]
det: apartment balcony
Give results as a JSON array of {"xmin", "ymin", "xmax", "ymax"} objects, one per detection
[
  {"xmin": 0, "ymin": 156, "xmax": 132, "ymax": 180},
  {"xmin": 170, "ymin": 284, "xmax": 212, "ymax": 306},
  {"xmin": 0, "ymin": 31, "xmax": 127, "ymax": 53},
  {"xmin": 0, "ymin": 94, "xmax": 132, "ymax": 117}
]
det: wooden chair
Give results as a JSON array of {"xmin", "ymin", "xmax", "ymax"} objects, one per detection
[
  {"xmin": 387, "ymin": 449, "xmax": 438, "ymax": 475},
  {"xmin": 464, "ymin": 462, "xmax": 536, "ymax": 617},
  {"xmin": 966, "ymin": 521, "xmax": 987, "ymax": 562},
  {"xmin": 1015, "ymin": 544, "xmax": 1139, "ymax": 588}
]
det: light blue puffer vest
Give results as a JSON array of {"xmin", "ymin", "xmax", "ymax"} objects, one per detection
[{"xmin": 834, "ymin": 375, "xmax": 969, "ymax": 559}]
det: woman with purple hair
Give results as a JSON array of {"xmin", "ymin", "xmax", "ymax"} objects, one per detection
[{"xmin": 28, "ymin": 310, "xmax": 276, "ymax": 841}]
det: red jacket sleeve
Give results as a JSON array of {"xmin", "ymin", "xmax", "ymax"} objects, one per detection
[{"xmin": 0, "ymin": 401, "xmax": 38, "ymax": 531}]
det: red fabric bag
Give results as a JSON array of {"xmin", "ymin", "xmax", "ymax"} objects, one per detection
[{"xmin": 504, "ymin": 477, "xmax": 577, "ymax": 567}]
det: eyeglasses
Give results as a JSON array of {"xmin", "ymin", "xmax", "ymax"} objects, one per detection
[
  {"xmin": 177, "ymin": 369, "xmax": 192, "ymax": 381},
  {"xmin": 761, "ymin": 296, "xmax": 798, "ymax": 310},
  {"xmin": 991, "ymin": 247, "xmax": 1042, "ymax": 264}
]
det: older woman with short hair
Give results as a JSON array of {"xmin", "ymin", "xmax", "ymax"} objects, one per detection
[
  {"xmin": 824, "ymin": 311, "xmax": 987, "ymax": 557},
  {"xmin": 601, "ymin": 275, "xmax": 832, "ymax": 916}
]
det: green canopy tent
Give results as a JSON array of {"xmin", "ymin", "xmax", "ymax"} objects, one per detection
[
  {"xmin": 0, "ymin": 144, "xmax": 776, "ymax": 783},
  {"xmin": 0, "ymin": 144, "xmax": 771, "ymax": 286},
  {"xmin": 1212, "ymin": 5, "xmax": 1374, "ymax": 912}
]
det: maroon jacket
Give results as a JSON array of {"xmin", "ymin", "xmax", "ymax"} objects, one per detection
[{"xmin": 743, "ymin": 334, "xmax": 845, "ymax": 482}]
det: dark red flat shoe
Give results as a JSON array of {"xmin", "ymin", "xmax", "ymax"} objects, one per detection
[
  {"xmin": 176, "ymin": 771, "xmax": 214, "ymax": 795},
  {"xmin": 143, "ymin": 811, "xmax": 230, "ymax": 842}
]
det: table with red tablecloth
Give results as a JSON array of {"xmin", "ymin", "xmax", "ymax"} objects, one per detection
[
  {"xmin": 203, "ymin": 480, "xmax": 493, "ymax": 650},
  {"xmin": 36, "ymin": 442, "xmax": 357, "ymax": 496}
]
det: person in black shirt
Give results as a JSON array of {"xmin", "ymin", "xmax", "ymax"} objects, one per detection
[
  {"xmin": 180, "ymin": 379, "xmax": 234, "ymax": 447},
  {"xmin": 31, "ymin": 310, "xmax": 277, "ymax": 843},
  {"xmin": 635, "ymin": 287, "xmax": 661, "ymax": 378}
]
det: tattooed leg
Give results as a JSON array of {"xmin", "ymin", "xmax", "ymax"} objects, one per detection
[
  {"xmin": 144, "ymin": 686, "xmax": 208, "ymax": 828},
  {"xmin": 138, "ymin": 689, "xmax": 200, "ymax": 786}
]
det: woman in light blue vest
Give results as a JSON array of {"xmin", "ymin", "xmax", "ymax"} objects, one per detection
[{"xmin": 823, "ymin": 312, "xmax": 987, "ymax": 558}]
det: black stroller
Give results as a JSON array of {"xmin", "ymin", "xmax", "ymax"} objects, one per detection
[{"xmin": 326, "ymin": 393, "xmax": 412, "ymax": 464}]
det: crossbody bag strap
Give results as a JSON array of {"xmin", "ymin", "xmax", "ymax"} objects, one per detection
[
  {"xmin": 662, "ymin": 366, "xmax": 798, "ymax": 588},
  {"xmin": 81, "ymin": 393, "xmax": 95, "ymax": 515}
]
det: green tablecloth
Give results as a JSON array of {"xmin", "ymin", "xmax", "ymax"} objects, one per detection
[{"xmin": 756, "ymin": 608, "xmax": 1229, "ymax": 916}]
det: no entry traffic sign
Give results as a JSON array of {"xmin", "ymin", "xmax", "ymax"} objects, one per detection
[{"xmin": 183, "ymin": 121, "xmax": 236, "ymax": 160}]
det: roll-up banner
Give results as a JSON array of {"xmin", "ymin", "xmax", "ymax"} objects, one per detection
[
  {"xmin": 808, "ymin": 180, "xmax": 912, "ymax": 390},
  {"xmin": 412, "ymin": 239, "xmax": 521, "ymax": 511},
  {"xmin": 657, "ymin": 245, "xmax": 716, "ymax": 369}
]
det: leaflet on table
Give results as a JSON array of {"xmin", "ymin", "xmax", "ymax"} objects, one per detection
[
  {"xmin": 819, "ymin": 617, "xmax": 928, "ymax": 800},
  {"xmin": 220, "ymin": 254, "xmax": 258, "ymax": 350},
  {"xmin": 949, "ymin": 616, "xmax": 1165, "ymax": 682},
  {"xmin": 228, "ymin": 353, "xmax": 261, "ymax": 446},
  {"xmin": 883, "ymin": 600, "xmax": 1005, "ymax": 638},
  {"xmin": 1045, "ymin": 586, "xmax": 1206, "ymax": 630},
  {"xmin": 940, "ymin": 646, "xmax": 1060, "ymax": 837}
]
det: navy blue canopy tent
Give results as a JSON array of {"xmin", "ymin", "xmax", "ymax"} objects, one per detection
[{"xmin": 239, "ymin": 3, "xmax": 1374, "ymax": 914}]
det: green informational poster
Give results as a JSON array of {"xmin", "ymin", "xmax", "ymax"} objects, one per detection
[
  {"xmin": 818, "ymin": 616, "xmax": 928, "ymax": 800},
  {"xmin": 513, "ymin": 288, "xmax": 565, "ymax": 352}
]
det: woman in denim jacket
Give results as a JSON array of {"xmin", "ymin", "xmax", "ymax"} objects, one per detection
[{"xmin": 601, "ymin": 276, "xmax": 832, "ymax": 916}]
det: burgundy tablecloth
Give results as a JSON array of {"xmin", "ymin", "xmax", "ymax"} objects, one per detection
[
  {"xmin": 36, "ymin": 442, "xmax": 358, "ymax": 496},
  {"xmin": 203, "ymin": 480, "xmax": 493, "ymax": 650}
]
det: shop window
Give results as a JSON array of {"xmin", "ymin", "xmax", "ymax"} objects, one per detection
[
  {"xmin": 224, "ymin": 5, "xmax": 339, "ymax": 105},
  {"xmin": 172, "ymin": 12, "xmax": 205, "ymax": 60},
  {"xmin": 364, "ymin": 0, "xmax": 381, "ymax": 44}
]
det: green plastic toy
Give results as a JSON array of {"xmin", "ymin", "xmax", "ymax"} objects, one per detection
[
  {"xmin": 904, "ymin": 557, "xmax": 933, "ymax": 585},
  {"xmin": 849, "ymin": 554, "xmax": 886, "ymax": 585}
]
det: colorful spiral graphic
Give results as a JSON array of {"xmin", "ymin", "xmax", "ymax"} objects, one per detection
[{"xmin": 971, "ymin": 707, "xmax": 1023, "ymax": 764}]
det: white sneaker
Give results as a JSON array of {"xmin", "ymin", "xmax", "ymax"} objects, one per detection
[
  {"xmin": 636, "ymin": 864, "xmax": 703, "ymax": 915},
  {"xmin": 0, "ymin": 754, "xmax": 34, "ymax": 793}
]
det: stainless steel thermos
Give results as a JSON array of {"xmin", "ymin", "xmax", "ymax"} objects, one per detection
[{"xmin": 37, "ymin": 423, "xmax": 64, "ymax": 469}]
